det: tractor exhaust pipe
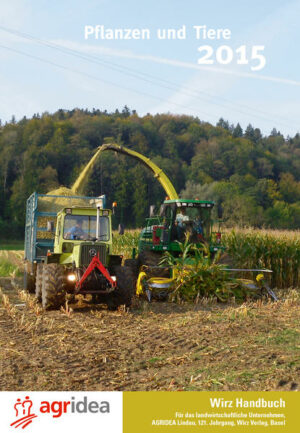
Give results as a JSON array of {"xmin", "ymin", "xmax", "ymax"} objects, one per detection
[{"xmin": 96, "ymin": 205, "xmax": 100, "ymax": 240}]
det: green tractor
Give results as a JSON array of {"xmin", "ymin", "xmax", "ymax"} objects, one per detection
[{"xmin": 24, "ymin": 193, "xmax": 135, "ymax": 310}]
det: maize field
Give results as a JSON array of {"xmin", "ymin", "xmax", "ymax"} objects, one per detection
[
  {"xmin": 111, "ymin": 228, "xmax": 300, "ymax": 291},
  {"xmin": 223, "ymin": 229, "xmax": 300, "ymax": 290}
]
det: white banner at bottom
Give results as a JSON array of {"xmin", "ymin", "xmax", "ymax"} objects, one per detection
[{"xmin": 0, "ymin": 392, "xmax": 122, "ymax": 433}]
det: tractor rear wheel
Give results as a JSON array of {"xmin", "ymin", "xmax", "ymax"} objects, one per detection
[
  {"xmin": 35, "ymin": 263, "xmax": 43, "ymax": 302},
  {"xmin": 42, "ymin": 263, "xmax": 66, "ymax": 310},
  {"xmin": 107, "ymin": 265, "xmax": 135, "ymax": 310}
]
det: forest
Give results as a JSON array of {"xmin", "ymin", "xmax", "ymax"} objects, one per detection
[{"xmin": 0, "ymin": 107, "xmax": 300, "ymax": 239}]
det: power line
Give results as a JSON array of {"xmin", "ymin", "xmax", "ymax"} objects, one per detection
[
  {"xmin": 0, "ymin": 25, "xmax": 297, "ymax": 131},
  {"xmin": 0, "ymin": 43, "xmax": 216, "ymax": 120}
]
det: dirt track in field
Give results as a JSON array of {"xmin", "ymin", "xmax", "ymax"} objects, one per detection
[{"xmin": 0, "ymin": 277, "xmax": 299, "ymax": 392}]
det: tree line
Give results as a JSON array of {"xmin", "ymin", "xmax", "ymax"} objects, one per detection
[{"xmin": 0, "ymin": 107, "xmax": 300, "ymax": 239}]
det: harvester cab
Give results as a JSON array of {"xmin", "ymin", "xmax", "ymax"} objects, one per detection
[{"xmin": 139, "ymin": 199, "xmax": 223, "ymax": 255}]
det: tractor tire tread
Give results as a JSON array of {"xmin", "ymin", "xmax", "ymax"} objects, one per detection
[
  {"xmin": 124, "ymin": 258, "xmax": 139, "ymax": 276},
  {"xmin": 42, "ymin": 263, "xmax": 66, "ymax": 310},
  {"xmin": 107, "ymin": 265, "xmax": 135, "ymax": 310}
]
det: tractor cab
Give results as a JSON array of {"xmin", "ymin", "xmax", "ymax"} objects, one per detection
[
  {"xmin": 63, "ymin": 211, "xmax": 110, "ymax": 242},
  {"xmin": 52, "ymin": 207, "xmax": 113, "ymax": 268}
]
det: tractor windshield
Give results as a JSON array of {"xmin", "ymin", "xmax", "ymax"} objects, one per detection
[
  {"xmin": 63, "ymin": 215, "xmax": 110, "ymax": 241},
  {"xmin": 173, "ymin": 206, "xmax": 211, "ymax": 243}
]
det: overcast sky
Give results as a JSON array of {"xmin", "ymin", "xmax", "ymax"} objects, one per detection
[{"xmin": 1, "ymin": 0, "xmax": 300, "ymax": 136}]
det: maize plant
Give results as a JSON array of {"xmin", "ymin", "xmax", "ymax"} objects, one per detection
[{"xmin": 160, "ymin": 240, "xmax": 255, "ymax": 303}]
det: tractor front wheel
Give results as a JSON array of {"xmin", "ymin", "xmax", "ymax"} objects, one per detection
[
  {"xmin": 107, "ymin": 266, "xmax": 135, "ymax": 310},
  {"xmin": 124, "ymin": 258, "xmax": 139, "ymax": 276},
  {"xmin": 42, "ymin": 263, "xmax": 66, "ymax": 310}
]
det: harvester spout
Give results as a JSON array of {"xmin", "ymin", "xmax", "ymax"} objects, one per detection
[
  {"xmin": 98, "ymin": 143, "xmax": 179, "ymax": 200},
  {"xmin": 72, "ymin": 147, "xmax": 103, "ymax": 194},
  {"xmin": 71, "ymin": 142, "xmax": 179, "ymax": 200}
]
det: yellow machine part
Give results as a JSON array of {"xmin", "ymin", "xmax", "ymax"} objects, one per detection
[
  {"xmin": 99, "ymin": 144, "xmax": 179, "ymax": 200},
  {"xmin": 71, "ymin": 143, "xmax": 179, "ymax": 200},
  {"xmin": 72, "ymin": 147, "xmax": 103, "ymax": 194},
  {"xmin": 136, "ymin": 271, "xmax": 147, "ymax": 295},
  {"xmin": 136, "ymin": 271, "xmax": 177, "ymax": 296}
]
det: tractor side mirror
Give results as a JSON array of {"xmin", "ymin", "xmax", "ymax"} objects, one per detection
[
  {"xmin": 47, "ymin": 221, "xmax": 55, "ymax": 232},
  {"xmin": 149, "ymin": 205, "xmax": 156, "ymax": 217},
  {"xmin": 118, "ymin": 223, "xmax": 125, "ymax": 235}
]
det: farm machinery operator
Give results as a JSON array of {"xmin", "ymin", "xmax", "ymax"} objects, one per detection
[
  {"xmin": 65, "ymin": 218, "xmax": 88, "ymax": 240},
  {"xmin": 174, "ymin": 207, "xmax": 204, "ymax": 241}
]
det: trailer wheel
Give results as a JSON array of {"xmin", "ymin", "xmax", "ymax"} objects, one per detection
[
  {"xmin": 24, "ymin": 261, "xmax": 36, "ymax": 293},
  {"xmin": 42, "ymin": 263, "xmax": 66, "ymax": 310},
  {"xmin": 35, "ymin": 263, "xmax": 43, "ymax": 302},
  {"xmin": 107, "ymin": 266, "xmax": 135, "ymax": 310}
]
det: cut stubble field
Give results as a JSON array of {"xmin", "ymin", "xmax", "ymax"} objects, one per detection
[{"xmin": 0, "ymin": 276, "xmax": 299, "ymax": 392}]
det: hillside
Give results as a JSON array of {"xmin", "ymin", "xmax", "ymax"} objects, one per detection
[{"xmin": 0, "ymin": 108, "xmax": 300, "ymax": 238}]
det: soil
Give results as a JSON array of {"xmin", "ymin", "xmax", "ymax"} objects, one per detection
[{"xmin": 0, "ymin": 277, "xmax": 299, "ymax": 391}]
